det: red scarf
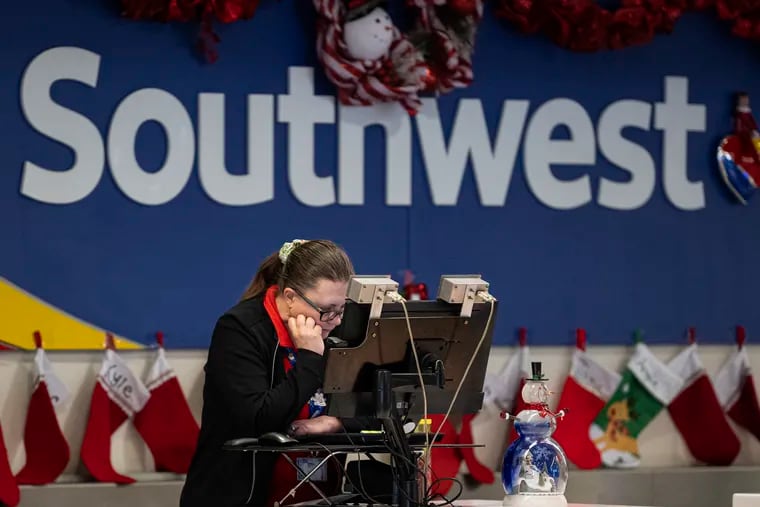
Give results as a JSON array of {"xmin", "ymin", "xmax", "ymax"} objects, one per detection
[
  {"xmin": 263, "ymin": 286, "xmax": 339, "ymax": 505},
  {"xmin": 263, "ymin": 285, "xmax": 310, "ymax": 421}
]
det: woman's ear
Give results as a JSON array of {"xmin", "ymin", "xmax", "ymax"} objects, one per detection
[{"xmin": 282, "ymin": 287, "xmax": 296, "ymax": 307}]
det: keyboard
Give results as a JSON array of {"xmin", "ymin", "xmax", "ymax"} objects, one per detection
[
  {"xmin": 295, "ymin": 432, "xmax": 443, "ymax": 446},
  {"xmin": 223, "ymin": 432, "xmax": 443, "ymax": 449}
]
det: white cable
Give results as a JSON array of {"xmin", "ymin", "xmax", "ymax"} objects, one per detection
[
  {"xmin": 386, "ymin": 290, "xmax": 496, "ymax": 497},
  {"xmin": 427, "ymin": 295, "xmax": 496, "ymax": 459},
  {"xmin": 386, "ymin": 290, "xmax": 431, "ymax": 483},
  {"xmin": 397, "ymin": 298, "xmax": 430, "ymax": 474}
]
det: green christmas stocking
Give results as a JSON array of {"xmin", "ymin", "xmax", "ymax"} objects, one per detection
[{"xmin": 588, "ymin": 342, "xmax": 683, "ymax": 468}]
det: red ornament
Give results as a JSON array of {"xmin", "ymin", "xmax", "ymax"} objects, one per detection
[
  {"xmin": 404, "ymin": 282, "xmax": 429, "ymax": 301},
  {"xmin": 420, "ymin": 64, "xmax": 439, "ymax": 93}
]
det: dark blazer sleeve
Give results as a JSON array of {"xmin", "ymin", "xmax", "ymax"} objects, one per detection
[
  {"xmin": 340, "ymin": 417, "xmax": 382, "ymax": 432},
  {"xmin": 205, "ymin": 315, "xmax": 326, "ymax": 436}
]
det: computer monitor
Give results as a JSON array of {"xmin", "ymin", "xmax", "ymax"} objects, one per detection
[
  {"xmin": 319, "ymin": 276, "xmax": 498, "ymax": 507},
  {"xmin": 323, "ymin": 291, "xmax": 498, "ymax": 422}
]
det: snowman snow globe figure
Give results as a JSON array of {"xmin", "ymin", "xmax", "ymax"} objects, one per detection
[{"xmin": 501, "ymin": 362, "xmax": 569, "ymax": 507}]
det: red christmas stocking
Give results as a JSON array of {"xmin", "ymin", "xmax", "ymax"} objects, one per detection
[
  {"xmin": 715, "ymin": 330, "xmax": 760, "ymax": 443},
  {"xmin": 553, "ymin": 330, "xmax": 620, "ymax": 470},
  {"xmin": 728, "ymin": 376, "xmax": 760, "ymax": 442},
  {"xmin": 457, "ymin": 413, "xmax": 494, "ymax": 484},
  {"xmin": 427, "ymin": 414, "xmax": 461, "ymax": 497},
  {"xmin": 464, "ymin": 389, "xmax": 508, "ymax": 476},
  {"xmin": 16, "ymin": 343, "xmax": 71, "ymax": 484},
  {"xmin": 80, "ymin": 347, "xmax": 150, "ymax": 484},
  {"xmin": 0, "ymin": 422, "xmax": 19, "ymax": 507},
  {"xmin": 668, "ymin": 338, "xmax": 740, "ymax": 465},
  {"xmin": 134, "ymin": 341, "xmax": 199, "ymax": 473},
  {"xmin": 465, "ymin": 331, "xmax": 530, "ymax": 468}
]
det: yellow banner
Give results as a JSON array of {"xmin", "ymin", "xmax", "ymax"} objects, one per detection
[{"xmin": 0, "ymin": 277, "xmax": 143, "ymax": 350}]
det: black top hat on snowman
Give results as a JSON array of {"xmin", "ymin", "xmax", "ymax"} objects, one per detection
[
  {"xmin": 528, "ymin": 361, "xmax": 549, "ymax": 382},
  {"xmin": 345, "ymin": 0, "xmax": 388, "ymax": 22}
]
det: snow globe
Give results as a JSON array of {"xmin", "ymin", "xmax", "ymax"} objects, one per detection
[{"xmin": 501, "ymin": 362, "xmax": 569, "ymax": 507}]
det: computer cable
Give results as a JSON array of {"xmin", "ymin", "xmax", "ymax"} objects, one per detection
[
  {"xmin": 426, "ymin": 476, "xmax": 463, "ymax": 507},
  {"xmin": 426, "ymin": 296, "xmax": 496, "ymax": 459},
  {"xmin": 331, "ymin": 427, "xmax": 387, "ymax": 505},
  {"xmin": 386, "ymin": 292, "xmax": 431, "ymax": 476}
]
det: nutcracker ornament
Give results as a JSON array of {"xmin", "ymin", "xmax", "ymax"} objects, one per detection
[
  {"xmin": 717, "ymin": 91, "xmax": 760, "ymax": 204},
  {"xmin": 501, "ymin": 362, "xmax": 569, "ymax": 507},
  {"xmin": 402, "ymin": 270, "xmax": 428, "ymax": 301}
]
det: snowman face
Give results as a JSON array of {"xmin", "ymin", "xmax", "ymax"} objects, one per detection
[
  {"xmin": 343, "ymin": 7, "xmax": 393, "ymax": 62},
  {"xmin": 522, "ymin": 381, "xmax": 550, "ymax": 404}
]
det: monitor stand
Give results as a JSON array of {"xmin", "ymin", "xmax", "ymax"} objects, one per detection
[{"xmin": 297, "ymin": 367, "xmax": 444, "ymax": 507}]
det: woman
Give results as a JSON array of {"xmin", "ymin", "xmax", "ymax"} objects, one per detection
[{"xmin": 180, "ymin": 239, "xmax": 363, "ymax": 506}]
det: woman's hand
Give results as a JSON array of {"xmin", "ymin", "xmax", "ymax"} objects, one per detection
[
  {"xmin": 289, "ymin": 416, "xmax": 343, "ymax": 436},
  {"xmin": 288, "ymin": 314, "xmax": 324, "ymax": 355}
]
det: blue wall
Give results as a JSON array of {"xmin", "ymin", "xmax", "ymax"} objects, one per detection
[{"xmin": 2, "ymin": 0, "xmax": 759, "ymax": 347}]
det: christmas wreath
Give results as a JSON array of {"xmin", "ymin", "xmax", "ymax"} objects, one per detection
[
  {"xmin": 313, "ymin": 0, "xmax": 484, "ymax": 114},
  {"xmin": 314, "ymin": 0, "xmax": 426, "ymax": 114}
]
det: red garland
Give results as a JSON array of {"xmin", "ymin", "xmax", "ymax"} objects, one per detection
[
  {"xmin": 120, "ymin": 0, "xmax": 259, "ymax": 23},
  {"xmin": 492, "ymin": 0, "xmax": 734, "ymax": 51},
  {"xmin": 717, "ymin": 0, "xmax": 760, "ymax": 40},
  {"xmin": 119, "ymin": 0, "xmax": 760, "ymax": 63},
  {"xmin": 120, "ymin": 0, "xmax": 260, "ymax": 61}
]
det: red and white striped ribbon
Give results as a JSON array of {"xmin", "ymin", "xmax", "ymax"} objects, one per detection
[
  {"xmin": 314, "ymin": 0, "xmax": 426, "ymax": 114},
  {"xmin": 409, "ymin": 0, "xmax": 483, "ymax": 93}
]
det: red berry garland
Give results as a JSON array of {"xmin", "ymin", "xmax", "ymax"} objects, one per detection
[{"xmin": 492, "ymin": 0, "xmax": 719, "ymax": 51}]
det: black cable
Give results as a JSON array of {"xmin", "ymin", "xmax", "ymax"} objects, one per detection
[
  {"xmin": 377, "ymin": 429, "xmax": 469, "ymax": 507},
  {"xmin": 333, "ymin": 426, "xmax": 389, "ymax": 505},
  {"xmin": 380, "ymin": 440, "xmax": 431, "ymax": 507},
  {"xmin": 425, "ymin": 476, "xmax": 463, "ymax": 506}
]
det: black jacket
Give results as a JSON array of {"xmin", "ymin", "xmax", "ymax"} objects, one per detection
[{"xmin": 180, "ymin": 294, "xmax": 362, "ymax": 507}]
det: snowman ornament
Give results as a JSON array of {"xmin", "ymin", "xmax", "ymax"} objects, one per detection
[{"xmin": 343, "ymin": 0, "xmax": 394, "ymax": 62}]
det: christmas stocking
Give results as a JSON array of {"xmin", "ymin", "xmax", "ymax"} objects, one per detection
[
  {"xmin": 427, "ymin": 414, "xmax": 461, "ymax": 497},
  {"xmin": 464, "ymin": 376, "xmax": 509, "ymax": 474},
  {"xmin": 0, "ymin": 422, "xmax": 19, "ymax": 507},
  {"xmin": 459, "ymin": 333, "xmax": 529, "ymax": 483},
  {"xmin": 589, "ymin": 342, "xmax": 683, "ymax": 468},
  {"xmin": 553, "ymin": 330, "xmax": 621, "ymax": 470},
  {"xmin": 80, "ymin": 346, "xmax": 150, "ymax": 484},
  {"xmin": 134, "ymin": 337, "xmax": 199, "ymax": 474},
  {"xmin": 668, "ymin": 339, "xmax": 740, "ymax": 465},
  {"xmin": 16, "ymin": 338, "xmax": 71, "ymax": 484},
  {"xmin": 457, "ymin": 412, "xmax": 494, "ymax": 484},
  {"xmin": 714, "ymin": 332, "xmax": 760, "ymax": 442}
]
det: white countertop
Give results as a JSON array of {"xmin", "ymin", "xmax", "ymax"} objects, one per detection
[{"xmin": 450, "ymin": 502, "xmax": 652, "ymax": 507}]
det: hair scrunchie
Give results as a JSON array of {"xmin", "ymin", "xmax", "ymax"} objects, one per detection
[{"xmin": 278, "ymin": 239, "xmax": 307, "ymax": 264}]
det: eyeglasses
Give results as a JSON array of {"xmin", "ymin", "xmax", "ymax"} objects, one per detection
[{"xmin": 290, "ymin": 286, "xmax": 345, "ymax": 323}]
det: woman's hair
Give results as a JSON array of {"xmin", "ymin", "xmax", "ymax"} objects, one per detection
[{"xmin": 241, "ymin": 239, "xmax": 354, "ymax": 300}]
